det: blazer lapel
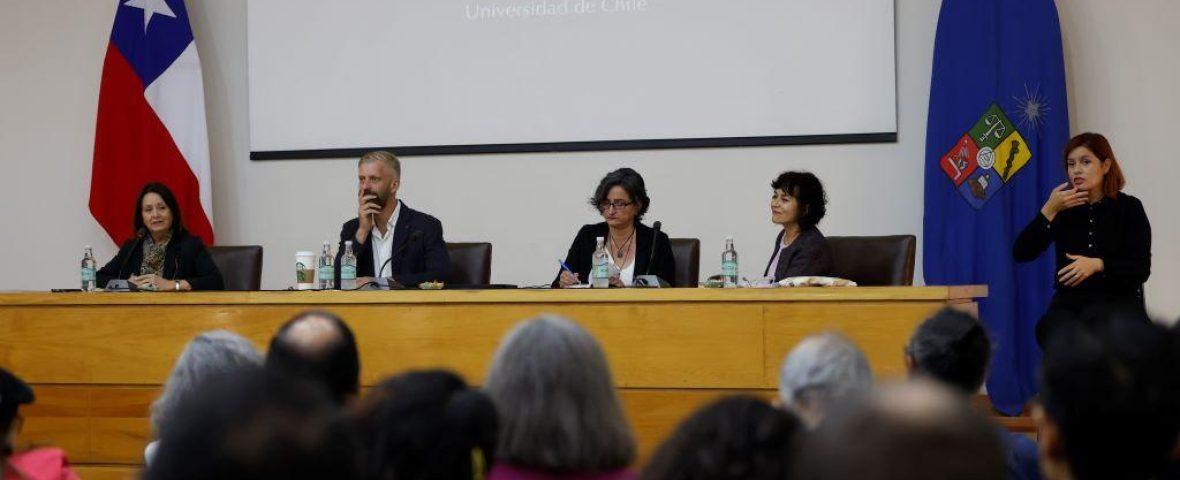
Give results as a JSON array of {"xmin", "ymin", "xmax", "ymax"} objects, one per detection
[
  {"xmin": 634, "ymin": 223, "xmax": 652, "ymax": 276},
  {"xmin": 765, "ymin": 230, "xmax": 785, "ymax": 278},
  {"xmin": 387, "ymin": 203, "xmax": 413, "ymax": 273}
]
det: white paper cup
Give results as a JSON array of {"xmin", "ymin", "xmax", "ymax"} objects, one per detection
[{"xmin": 295, "ymin": 251, "xmax": 316, "ymax": 290}]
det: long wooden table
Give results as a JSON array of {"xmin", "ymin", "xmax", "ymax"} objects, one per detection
[{"xmin": 0, "ymin": 286, "xmax": 987, "ymax": 479}]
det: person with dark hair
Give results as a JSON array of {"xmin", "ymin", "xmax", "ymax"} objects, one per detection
[
  {"xmin": 485, "ymin": 315, "xmax": 637, "ymax": 479},
  {"xmin": 335, "ymin": 151, "xmax": 451, "ymax": 289},
  {"xmin": 143, "ymin": 365, "xmax": 361, "ymax": 480},
  {"xmin": 555, "ymin": 168, "xmax": 675, "ymax": 287},
  {"xmin": 794, "ymin": 380, "xmax": 1006, "ymax": 480},
  {"xmin": 1, "ymin": 368, "xmax": 81, "ymax": 479},
  {"xmin": 642, "ymin": 396, "xmax": 802, "ymax": 480},
  {"xmin": 1033, "ymin": 318, "xmax": 1180, "ymax": 480},
  {"xmin": 1013, "ymin": 132, "xmax": 1151, "ymax": 346},
  {"xmin": 96, "ymin": 182, "xmax": 224, "ymax": 290},
  {"xmin": 905, "ymin": 308, "xmax": 1041, "ymax": 480},
  {"xmin": 763, "ymin": 171, "xmax": 834, "ymax": 281},
  {"xmin": 266, "ymin": 310, "xmax": 361, "ymax": 406},
  {"xmin": 354, "ymin": 370, "xmax": 497, "ymax": 480}
]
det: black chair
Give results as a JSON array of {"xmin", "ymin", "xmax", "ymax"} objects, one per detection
[
  {"xmin": 669, "ymin": 238, "xmax": 700, "ymax": 288},
  {"xmin": 827, "ymin": 235, "xmax": 916, "ymax": 286},
  {"xmin": 446, "ymin": 242, "xmax": 492, "ymax": 285},
  {"xmin": 208, "ymin": 245, "xmax": 263, "ymax": 291}
]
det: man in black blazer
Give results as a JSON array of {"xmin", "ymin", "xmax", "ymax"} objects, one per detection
[{"xmin": 334, "ymin": 151, "xmax": 450, "ymax": 288}]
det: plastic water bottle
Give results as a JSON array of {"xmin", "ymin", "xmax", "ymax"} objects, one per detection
[
  {"xmin": 318, "ymin": 241, "xmax": 335, "ymax": 290},
  {"xmin": 721, "ymin": 236, "xmax": 739, "ymax": 287},
  {"xmin": 340, "ymin": 240, "xmax": 357, "ymax": 290},
  {"xmin": 591, "ymin": 236, "xmax": 611, "ymax": 288},
  {"xmin": 80, "ymin": 246, "xmax": 97, "ymax": 291}
]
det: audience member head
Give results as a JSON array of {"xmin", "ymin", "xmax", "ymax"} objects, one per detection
[
  {"xmin": 355, "ymin": 370, "xmax": 497, "ymax": 480},
  {"xmin": 778, "ymin": 332, "xmax": 873, "ymax": 428},
  {"xmin": 795, "ymin": 380, "xmax": 1006, "ymax": 480},
  {"xmin": 143, "ymin": 366, "xmax": 361, "ymax": 480},
  {"xmin": 642, "ymin": 396, "xmax": 803, "ymax": 480},
  {"xmin": 905, "ymin": 308, "xmax": 991, "ymax": 395},
  {"xmin": 0, "ymin": 368, "xmax": 35, "ymax": 461},
  {"xmin": 485, "ymin": 314, "xmax": 636, "ymax": 473},
  {"xmin": 152, "ymin": 330, "xmax": 263, "ymax": 434},
  {"xmin": 1034, "ymin": 319, "xmax": 1180, "ymax": 480},
  {"xmin": 266, "ymin": 310, "xmax": 360, "ymax": 405}
]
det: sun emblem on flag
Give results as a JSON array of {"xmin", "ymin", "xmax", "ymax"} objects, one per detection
[
  {"xmin": 939, "ymin": 103, "xmax": 1033, "ymax": 209},
  {"xmin": 1013, "ymin": 84, "xmax": 1050, "ymax": 132}
]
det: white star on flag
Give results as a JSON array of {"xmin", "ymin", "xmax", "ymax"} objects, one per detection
[{"xmin": 123, "ymin": 0, "xmax": 177, "ymax": 32}]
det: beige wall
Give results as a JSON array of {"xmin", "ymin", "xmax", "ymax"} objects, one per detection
[{"xmin": 0, "ymin": 0, "xmax": 1176, "ymax": 320}]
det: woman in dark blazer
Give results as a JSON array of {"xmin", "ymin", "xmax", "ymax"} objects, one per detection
[
  {"xmin": 763, "ymin": 171, "xmax": 835, "ymax": 281},
  {"xmin": 1013, "ymin": 132, "xmax": 1151, "ymax": 347},
  {"xmin": 97, "ymin": 183, "xmax": 224, "ymax": 291},
  {"xmin": 554, "ymin": 168, "xmax": 676, "ymax": 288}
]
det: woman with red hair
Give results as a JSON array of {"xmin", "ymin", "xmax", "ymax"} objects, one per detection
[{"xmin": 1013, "ymin": 132, "xmax": 1151, "ymax": 347}]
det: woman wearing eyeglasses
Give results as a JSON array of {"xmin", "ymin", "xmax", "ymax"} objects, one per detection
[{"xmin": 554, "ymin": 168, "xmax": 676, "ymax": 288}]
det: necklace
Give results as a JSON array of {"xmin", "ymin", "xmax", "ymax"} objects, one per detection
[{"xmin": 609, "ymin": 228, "xmax": 636, "ymax": 259}]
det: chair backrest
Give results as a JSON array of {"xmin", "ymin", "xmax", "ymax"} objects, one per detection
[
  {"xmin": 826, "ymin": 235, "xmax": 916, "ymax": 286},
  {"xmin": 669, "ymin": 238, "xmax": 701, "ymax": 288},
  {"xmin": 446, "ymin": 242, "xmax": 492, "ymax": 285},
  {"xmin": 208, "ymin": 245, "xmax": 264, "ymax": 291}
]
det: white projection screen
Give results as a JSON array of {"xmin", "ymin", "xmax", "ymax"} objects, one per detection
[{"xmin": 248, "ymin": 0, "xmax": 896, "ymax": 158}]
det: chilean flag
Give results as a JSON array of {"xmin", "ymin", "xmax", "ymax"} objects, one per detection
[{"xmin": 90, "ymin": 0, "xmax": 214, "ymax": 246}]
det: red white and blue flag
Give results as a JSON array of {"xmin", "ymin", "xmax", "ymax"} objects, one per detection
[{"xmin": 90, "ymin": 0, "xmax": 214, "ymax": 246}]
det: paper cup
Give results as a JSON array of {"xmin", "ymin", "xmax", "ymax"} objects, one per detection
[{"xmin": 295, "ymin": 251, "xmax": 317, "ymax": 290}]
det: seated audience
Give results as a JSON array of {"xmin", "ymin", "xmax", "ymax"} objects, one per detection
[
  {"xmin": 794, "ymin": 380, "xmax": 1006, "ymax": 480},
  {"xmin": 1, "ymin": 368, "xmax": 81, "ymax": 480},
  {"xmin": 145, "ymin": 329, "xmax": 263, "ymax": 464},
  {"xmin": 763, "ymin": 171, "xmax": 835, "ymax": 281},
  {"xmin": 777, "ymin": 332, "xmax": 873, "ymax": 428},
  {"xmin": 904, "ymin": 308, "xmax": 1040, "ymax": 480},
  {"xmin": 143, "ymin": 366, "xmax": 361, "ymax": 480},
  {"xmin": 484, "ymin": 314, "xmax": 637, "ymax": 479},
  {"xmin": 266, "ymin": 310, "xmax": 361, "ymax": 405},
  {"xmin": 1034, "ymin": 317, "xmax": 1180, "ymax": 480},
  {"xmin": 354, "ymin": 369, "xmax": 498, "ymax": 480},
  {"xmin": 642, "ymin": 395, "xmax": 803, "ymax": 480}
]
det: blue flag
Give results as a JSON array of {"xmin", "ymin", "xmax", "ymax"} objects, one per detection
[{"xmin": 923, "ymin": 0, "xmax": 1069, "ymax": 414}]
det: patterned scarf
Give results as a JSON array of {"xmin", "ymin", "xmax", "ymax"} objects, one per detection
[{"xmin": 139, "ymin": 235, "xmax": 171, "ymax": 276}]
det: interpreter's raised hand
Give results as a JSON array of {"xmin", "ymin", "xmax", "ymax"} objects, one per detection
[
  {"xmin": 1041, "ymin": 183, "xmax": 1088, "ymax": 221},
  {"xmin": 1058, "ymin": 254, "xmax": 1103, "ymax": 287}
]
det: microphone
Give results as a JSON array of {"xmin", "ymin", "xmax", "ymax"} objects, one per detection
[
  {"xmin": 115, "ymin": 228, "xmax": 146, "ymax": 280},
  {"xmin": 635, "ymin": 221, "xmax": 667, "ymax": 288},
  {"xmin": 377, "ymin": 230, "xmax": 423, "ymax": 280},
  {"xmin": 644, "ymin": 221, "xmax": 662, "ymax": 276}
]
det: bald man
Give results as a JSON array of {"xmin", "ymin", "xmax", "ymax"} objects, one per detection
[{"xmin": 265, "ymin": 311, "xmax": 360, "ymax": 405}]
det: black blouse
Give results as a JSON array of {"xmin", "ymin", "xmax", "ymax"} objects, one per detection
[
  {"xmin": 1013, "ymin": 192, "xmax": 1151, "ymax": 295},
  {"xmin": 553, "ymin": 222, "xmax": 677, "ymax": 287},
  {"xmin": 96, "ymin": 231, "xmax": 225, "ymax": 291}
]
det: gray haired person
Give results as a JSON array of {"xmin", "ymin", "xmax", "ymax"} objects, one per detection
[
  {"xmin": 778, "ymin": 332, "xmax": 873, "ymax": 428},
  {"xmin": 145, "ymin": 330, "xmax": 263, "ymax": 464},
  {"xmin": 484, "ymin": 315, "xmax": 637, "ymax": 479}
]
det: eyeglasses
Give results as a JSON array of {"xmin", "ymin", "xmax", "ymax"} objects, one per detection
[{"xmin": 598, "ymin": 200, "xmax": 634, "ymax": 211}]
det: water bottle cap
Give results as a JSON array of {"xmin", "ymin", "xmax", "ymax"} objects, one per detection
[
  {"xmin": 725, "ymin": 236, "xmax": 734, "ymax": 241},
  {"xmin": 84, "ymin": 245, "xmax": 92, "ymax": 250},
  {"xmin": 345, "ymin": 240, "xmax": 353, "ymax": 245}
]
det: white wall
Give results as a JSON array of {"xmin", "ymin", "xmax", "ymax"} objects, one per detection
[{"xmin": 1, "ymin": 0, "xmax": 1176, "ymax": 320}]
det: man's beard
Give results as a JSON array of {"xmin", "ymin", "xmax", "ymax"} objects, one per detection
[{"xmin": 364, "ymin": 189, "xmax": 390, "ymax": 208}]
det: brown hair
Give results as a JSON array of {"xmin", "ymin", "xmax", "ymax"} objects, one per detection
[{"xmin": 1063, "ymin": 133, "xmax": 1125, "ymax": 200}]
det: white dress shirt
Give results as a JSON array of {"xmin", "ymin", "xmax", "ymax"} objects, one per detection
[{"xmin": 371, "ymin": 200, "xmax": 402, "ymax": 277}]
